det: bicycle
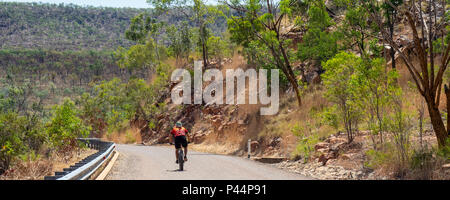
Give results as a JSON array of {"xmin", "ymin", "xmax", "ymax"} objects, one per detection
[
  {"xmin": 170, "ymin": 136, "xmax": 190, "ymax": 171},
  {"xmin": 177, "ymin": 147, "xmax": 185, "ymax": 171}
]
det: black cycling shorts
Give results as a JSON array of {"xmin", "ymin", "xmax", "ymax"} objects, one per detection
[{"xmin": 174, "ymin": 135, "xmax": 188, "ymax": 149}]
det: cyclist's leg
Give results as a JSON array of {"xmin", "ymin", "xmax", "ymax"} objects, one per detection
[
  {"xmin": 174, "ymin": 137, "xmax": 181, "ymax": 162},
  {"xmin": 182, "ymin": 136, "xmax": 188, "ymax": 161}
]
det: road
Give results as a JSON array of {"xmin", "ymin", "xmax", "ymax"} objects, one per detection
[{"xmin": 105, "ymin": 144, "xmax": 311, "ymax": 180}]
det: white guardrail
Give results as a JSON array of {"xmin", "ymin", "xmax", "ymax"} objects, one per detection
[{"xmin": 44, "ymin": 138, "xmax": 116, "ymax": 180}]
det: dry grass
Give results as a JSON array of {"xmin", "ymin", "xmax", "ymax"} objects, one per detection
[
  {"xmin": 104, "ymin": 127, "xmax": 142, "ymax": 144},
  {"xmin": 0, "ymin": 159, "xmax": 52, "ymax": 180},
  {"xmin": 51, "ymin": 148, "xmax": 98, "ymax": 175},
  {"xmin": 257, "ymin": 85, "xmax": 331, "ymax": 156},
  {"xmin": 190, "ymin": 143, "xmax": 241, "ymax": 155},
  {"xmin": 0, "ymin": 148, "xmax": 97, "ymax": 180}
]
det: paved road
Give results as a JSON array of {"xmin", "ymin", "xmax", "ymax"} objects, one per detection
[{"xmin": 106, "ymin": 144, "xmax": 311, "ymax": 180}]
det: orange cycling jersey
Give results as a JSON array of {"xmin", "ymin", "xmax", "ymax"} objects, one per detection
[{"xmin": 171, "ymin": 127, "xmax": 188, "ymax": 137}]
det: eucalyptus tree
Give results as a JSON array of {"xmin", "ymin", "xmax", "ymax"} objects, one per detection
[
  {"xmin": 222, "ymin": 0, "xmax": 303, "ymax": 106},
  {"xmin": 368, "ymin": 0, "xmax": 450, "ymax": 147},
  {"xmin": 147, "ymin": 0, "xmax": 221, "ymax": 68}
]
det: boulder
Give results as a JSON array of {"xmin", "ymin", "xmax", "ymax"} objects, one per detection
[
  {"xmin": 318, "ymin": 151, "xmax": 338, "ymax": 166},
  {"xmin": 250, "ymin": 141, "xmax": 260, "ymax": 151},
  {"xmin": 317, "ymin": 148, "xmax": 329, "ymax": 154},
  {"xmin": 269, "ymin": 137, "xmax": 282, "ymax": 147},
  {"xmin": 314, "ymin": 142, "xmax": 330, "ymax": 150},
  {"xmin": 318, "ymin": 154, "xmax": 328, "ymax": 165},
  {"xmin": 210, "ymin": 115, "xmax": 224, "ymax": 128},
  {"xmin": 327, "ymin": 151, "xmax": 338, "ymax": 160},
  {"xmin": 330, "ymin": 142, "xmax": 346, "ymax": 151},
  {"xmin": 329, "ymin": 137, "xmax": 347, "ymax": 145},
  {"xmin": 193, "ymin": 134, "xmax": 206, "ymax": 144},
  {"xmin": 158, "ymin": 136, "xmax": 170, "ymax": 143},
  {"xmin": 340, "ymin": 153, "xmax": 356, "ymax": 160}
]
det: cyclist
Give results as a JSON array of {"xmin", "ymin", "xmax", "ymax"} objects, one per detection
[{"xmin": 170, "ymin": 121, "xmax": 189, "ymax": 163}]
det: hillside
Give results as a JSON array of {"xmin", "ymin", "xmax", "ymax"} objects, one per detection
[
  {"xmin": 0, "ymin": 2, "xmax": 143, "ymax": 50},
  {"xmin": 0, "ymin": 2, "xmax": 229, "ymax": 51}
]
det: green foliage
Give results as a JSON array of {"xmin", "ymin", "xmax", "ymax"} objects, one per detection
[
  {"xmin": 166, "ymin": 22, "xmax": 193, "ymax": 61},
  {"xmin": 46, "ymin": 99, "xmax": 90, "ymax": 149},
  {"xmin": 322, "ymin": 50, "xmax": 402, "ymax": 145},
  {"xmin": 0, "ymin": 113, "xmax": 27, "ymax": 173},
  {"xmin": 146, "ymin": 0, "xmax": 226, "ymax": 64},
  {"xmin": 320, "ymin": 105, "xmax": 339, "ymax": 129},
  {"xmin": 225, "ymin": 0, "xmax": 301, "ymax": 103},
  {"xmin": 0, "ymin": 2, "xmax": 142, "ymax": 50},
  {"xmin": 385, "ymin": 105, "xmax": 413, "ymax": 165},
  {"xmin": 291, "ymin": 123, "xmax": 320, "ymax": 162},
  {"xmin": 239, "ymin": 41, "xmax": 289, "ymax": 86},
  {"xmin": 353, "ymin": 57, "xmax": 400, "ymax": 146},
  {"xmin": 207, "ymin": 35, "xmax": 232, "ymax": 61},
  {"xmin": 298, "ymin": 29, "xmax": 340, "ymax": 62},
  {"xmin": 126, "ymin": 13, "xmax": 159, "ymax": 43},
  {"xmin": 0, "ymin": 48, "xmax": 125, "ymax": 110},
  {"xmin": 364, "ymin": 147, "xmax": 392, "ymax": 169},
  {"xmin": 297, "ymin": 1, "xmax": 340, "ymax": 62},
  {"xmin": 80, "ymin": 63, "xmax": 171, "ymax": 134},
  {"xmin": 321, "ymin": 52, "xmax": 363, "ymax": 142},
  {"xmin": 433, "ymin": 26, "xmax": 450, "ymax": 54},
  {"xmin": 0, "ymin": 112, "xmax": 45, "ymax": 173},
  {"xmin": 115, "ymin": 38, "xmax": 159, "ymax": 71},
  {"xmin": 339, "ymin": 2, "xmax": 377, "ymax": 55}
]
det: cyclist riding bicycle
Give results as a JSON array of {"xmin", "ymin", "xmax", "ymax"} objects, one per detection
[{"xmin": 169, "ymin": 121, "xmax": 189, "ymax": 163}]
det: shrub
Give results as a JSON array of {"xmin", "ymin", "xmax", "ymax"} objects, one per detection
[
  {"xmin": 0, "ymin": 113, "xmax": 26, "ymax": 174},
  {"xmin": 364, "ymin": 147, "xmax": 393, "ymax": 170},
  {"xmin": 322, "ymin": 52, "xmax": 363, "ymax": 143},
  {"xmin": 125, "ymin": 130, "xmax": 136, "ymax": 144},
  {"xmin": 291, "ymin": 123, "xmax": 320, "ymax": 162},
  {"xmin": 0, "ymin": 112, "xmax": 45, "ymax": 174},
  {"xmin": 46, "ymin": 99, "xmax": 90, "ymax": 152},
  {"xmin": 63, "ymin": 88, "xmax": 72, "ymax": 96}
]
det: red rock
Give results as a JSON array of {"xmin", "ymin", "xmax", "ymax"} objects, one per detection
[
  {"xmin": 250, "ymin": 141, "xmax": 259, "ymax": 151},
  {"xmin": 341, "ymin": 153, "xmax": 356, "ymax": 160},
  {"xmin": 314, "ymin": 142, "xmax": 330, "ymax": 150},
  {"xmin": 330, "ymin": 142, "xmax": 346, "ymax": 151},
  {"xmin": 329, "ymin": 137, "xmax": 347, "ymax": 145},
  {"xmin": 193, "ymin": 134, "xmax": 206, "ymax": 144},
  {"xmin": 317, "ymin": 148, "xmax": 329, "ymax": 154},
  {"xmin": 318, "ymin": 154, "xmax": 328, "ymax": 165},
  {"xmin": 269, "ymin": 137, "xmax": 282, "ymax": 147}
]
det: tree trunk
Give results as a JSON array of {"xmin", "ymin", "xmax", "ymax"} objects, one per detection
[
  {"xmin": 389, "ymin": 19, "xmax": 396, "ymax": 69},
  {"xmin": 286, "ymin": 73, "xmax": 302, "ymax": 107},
  {"xmin": 202, "ymin": 42, "xmax": 208, "ymax": 69},
  {"xmin": 445, "ymin": 84, "xmax": 450, "ymax": 138},
  {"xmin": 427, "ymin": 100, "xmax": 448, "ymax": 147},
  {"xmin": 279, "ymin": 44, "xmax": 302, "ymax": 107},
  {"xmin": 272, "ymin": 50, "xmax": 302, "ymax": 108}
]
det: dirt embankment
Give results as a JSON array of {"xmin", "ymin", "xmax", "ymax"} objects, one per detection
[{"xmin": 133, "ymin": 54, "xmax": 276, "ymax": 156}]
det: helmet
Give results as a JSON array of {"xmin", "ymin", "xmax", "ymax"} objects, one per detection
[{"xmin": 175, "ymin": 121, "xmax": 182, "ymax": 127}]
